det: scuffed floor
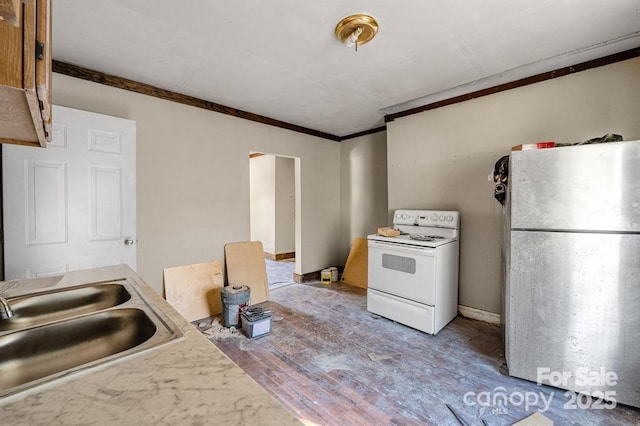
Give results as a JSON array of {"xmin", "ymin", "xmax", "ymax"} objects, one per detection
[
  {"xmin": 265, "ymin": 258, "xmax": 296, "ymax": 289},
  {"xmin": 195, "ymin": 282, "xmax": 640, "ymax": 425}
]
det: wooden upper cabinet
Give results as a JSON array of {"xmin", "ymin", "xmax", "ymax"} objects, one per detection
[
  {"xmin": 0, "ymin": 0, "xmax": 20, "ymax": 26},
  {"xmin": 0, "ymin": 0, "xmax": 51, "ymax": 148}
]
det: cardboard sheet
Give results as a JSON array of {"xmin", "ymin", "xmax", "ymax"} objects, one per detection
[
  {"xmin": 341, "ymin": 238, "xmax": 368, "ymax": 289},
  {"xmin": 163, "ymin": 261, "xmax": 224, "ymax": 322},
  {"xmin": 224, "ymin": 241, "xmax": 270, "ymax": 304},
  {"xmin": 512, "ymin": 412, "xmax": 553, "ymax": 426}
]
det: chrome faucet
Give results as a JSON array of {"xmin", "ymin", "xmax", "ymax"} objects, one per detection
[{"xmin": 0, "ymin": 297, "xmax": 14, "ymax": 320}]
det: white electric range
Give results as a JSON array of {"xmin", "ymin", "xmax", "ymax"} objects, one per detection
[{"xmin": 367, "ymin": 209, "xmax": 460, "ymax": 334}]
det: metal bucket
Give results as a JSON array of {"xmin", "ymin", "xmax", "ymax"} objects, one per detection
[
  {"xmin": 329, "ymin": 266, "xmax": 339, "ymax": 282},
  {"xmin": 221, "ymin": 285, "xmax": 250, "ymax": 328}
]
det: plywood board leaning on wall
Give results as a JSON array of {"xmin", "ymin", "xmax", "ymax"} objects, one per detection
[
  {"xmin": 341, "ymin": 238, "xmax": 368, "ymax": 289},
  {"xmin": 163, "ymin": 261, "xmax": 224, "ymax": 322},
  {"xmin": 224, "ymin": 241, "xmax": 270, "ymax": 304}
]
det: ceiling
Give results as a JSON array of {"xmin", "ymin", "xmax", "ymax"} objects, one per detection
[{"xmin": 52, "ymin": 1, "xmax": 640, "ymax": 138}]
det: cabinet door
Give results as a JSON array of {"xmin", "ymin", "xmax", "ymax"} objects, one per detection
[
  {"xmin": 22, "ymin": 0, "xmax": 47, "ymax": 146},
  {"xmin": 0, "ymin": 0, "xmax": 21, "ymax": 26},
  {"xmin": 0, "ymin": 1, "xmax": 35, "ymax": 144},
  {"xmin": 0, "ymin": 1, "xmax": 22, "ymax": 87},
  {"xmin": 0, "ymin": 0, "xmax": 49, "ymax": 147}
]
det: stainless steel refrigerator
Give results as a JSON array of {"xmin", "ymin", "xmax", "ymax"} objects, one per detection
[{"xmin": 504, "ymin": 140, "xmax": 640, "ymax": 408}]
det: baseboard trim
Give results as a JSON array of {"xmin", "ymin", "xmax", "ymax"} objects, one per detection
[
  {"xmin": 264, "ymin": 251, "xmax": 295, "ymax": 261},
  {"xmin": 458, "ymin": 305, "xmax": 501, "ymax": 325},
  {"xmin": 294, "ymin": 271, "xmax": 321, "ymax": 283},
  {"xmin": 294, "ymin": 266, "xmax": 345, "ymax": 284},
  {"xmin": 276, "ymin": 252, "xmax": 295, "ymax": 261}
]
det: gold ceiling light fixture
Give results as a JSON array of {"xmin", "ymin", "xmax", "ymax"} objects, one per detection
[{"xmin": 335, "ymin": 14, "xmax": 379, "ymax": 51}]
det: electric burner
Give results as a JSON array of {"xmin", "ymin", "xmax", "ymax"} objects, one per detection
[{"xmin": 409, "ymin": 234, "xmax": 445, "ymax": 242}]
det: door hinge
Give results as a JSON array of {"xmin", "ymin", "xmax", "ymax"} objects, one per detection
[{"xmin": 36, "ymin": 41, "xmax": 45, "ymax": 60}]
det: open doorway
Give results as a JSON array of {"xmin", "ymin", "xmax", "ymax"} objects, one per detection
[{"xmin": 249, "ymin": 153, "xmax": 298, "ymax": 289}]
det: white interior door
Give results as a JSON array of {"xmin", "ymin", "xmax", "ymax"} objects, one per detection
[{"xmin": 2, "ymin": 105, "xmax": 136, "ymax": 280}]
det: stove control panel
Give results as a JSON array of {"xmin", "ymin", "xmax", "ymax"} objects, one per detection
[
  {"xmin": 393, "ymin": 210, "xmax": 460, "ymax": 228},
  {"xmin": 393, "ymin": 210, "xmax": 418, "ymax": 225}
]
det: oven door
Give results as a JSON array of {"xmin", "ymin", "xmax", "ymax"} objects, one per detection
[{"xmin": 367, "ymin": 239, "xmax": 436, "ymax": 305}]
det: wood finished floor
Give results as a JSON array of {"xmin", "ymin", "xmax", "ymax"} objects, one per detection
[{"xmin": 196, "ymin": 282, "xmax": 640, "ymax": 425}]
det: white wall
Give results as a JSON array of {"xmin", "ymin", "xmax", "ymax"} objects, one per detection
[
  {"xmin": 249, "ymin": 155, "xmax": 295, "ymax": 255},
  {"xmin": 52, "ymin": 73, "xmax": 342, "ymax": 294},
  {"xmin": 339, "ymin": 131, "xmax": 388, "ymax": 262},
  {"xmin": 274, "ymin": 156, "xmax": 295, "ymax": 254},
  {"xmin": 250, "ymin": 155, "xmax": 276, "ymax": 253},
  {"xmin": 387, "ymin": 58, "xmax": 640, "ymax": 314}
]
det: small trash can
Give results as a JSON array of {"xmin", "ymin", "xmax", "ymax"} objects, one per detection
[{"xmin": 221, "ymin": 285, "xmax": 250, "ymax": 328}]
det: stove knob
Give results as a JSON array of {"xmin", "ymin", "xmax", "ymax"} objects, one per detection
[
  {"xmin": 431, "ymin": 214, "xmax": 438, "ymax": 221},
  {"xmin": 401, "ymin": 214, "xmax": 407, "ymax": 219},
  {"xmin": 447, "ymin": 216, "xmax": 453, "ymax": 222},
  {"xmin": 439, "ymin": 215, "xmax": 445, "ymax": 221}
]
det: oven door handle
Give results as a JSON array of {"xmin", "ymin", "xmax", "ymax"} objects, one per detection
[{"xmin": 369, "ymin": 241, "xmax": 435, "ymax": 256}]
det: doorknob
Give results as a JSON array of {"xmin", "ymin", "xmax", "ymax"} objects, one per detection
[{"xmin": 124, "ymin": 238, "xmax": 134, "ymax": 246}]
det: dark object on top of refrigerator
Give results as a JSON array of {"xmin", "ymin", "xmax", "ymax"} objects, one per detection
[
  {"xmin": 492, "ymin": 155, "xmax": 509, "ymax": 205},
  {"xmin": 555, "ymin": 132, "xmax": 623, "ymax": 147}
]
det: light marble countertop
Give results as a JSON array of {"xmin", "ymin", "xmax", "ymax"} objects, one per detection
[{"xmin": 0, "ymin": 265, "xmax": 301, "ymax": 425}]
